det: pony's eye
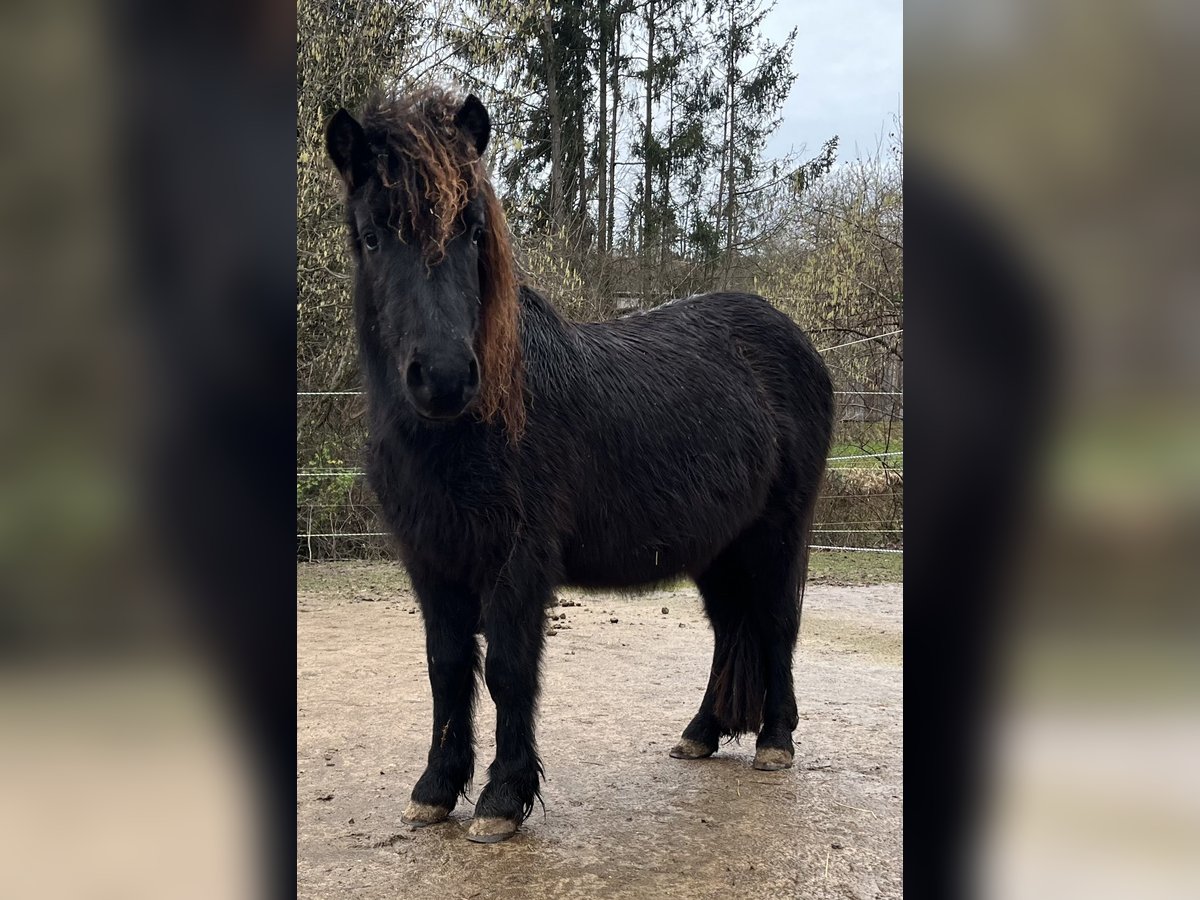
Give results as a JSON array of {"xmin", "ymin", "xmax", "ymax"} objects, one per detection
[
  {"xmin": 363, "ymin": 231, "xmax": 379, "ymax": 251},
  {"xmin": 471, "ymin": 226, "xmax": 484, "ymax": 245}
]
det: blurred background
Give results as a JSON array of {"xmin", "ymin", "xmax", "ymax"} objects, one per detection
[
  {"xmin": 0, "ymin": 0, "xmax": 1196, "ymax": 897},
  {"xmin": 0, "ymin": 0, "xmax": 295, "ymax": 897},
  {"xmin": 906, "ymin": 1, "xmax": 1200, "ymax": 898}
]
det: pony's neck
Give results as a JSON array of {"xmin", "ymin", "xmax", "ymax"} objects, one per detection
[{"xmin": 516, "ymin": 282, "xmax": 570, "ymax": 330}]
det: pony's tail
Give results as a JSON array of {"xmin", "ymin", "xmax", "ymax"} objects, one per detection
[
  {"xmin": 795, "ymin": 483, "xmax": 822, "ymax": 615},
  {"xmin": 711, "ymin": 619, "xmax": 765, "ymax": 736}
]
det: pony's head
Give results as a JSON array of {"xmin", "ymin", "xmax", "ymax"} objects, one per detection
[{"xmin": 325, "ymin": 87, "xmax": 524, "ymax": 437}]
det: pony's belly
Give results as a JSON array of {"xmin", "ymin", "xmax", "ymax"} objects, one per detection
[
  {"xmin": 559, "ymin": 516, "xmax": 740, "ymax": 587},
  {"xmin": 560, "ymin": 542, "xmax": 695, "ymax": 589},
  {"xmin": 558, "ymin": 457, "xmax": 769, "ymax": 586}
]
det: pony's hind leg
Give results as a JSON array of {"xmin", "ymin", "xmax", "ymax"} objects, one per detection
[
  {"xmin": 670, "ymin": 554, "xmax": 746, "ymax": 760},
  {"xmin": 671, "ymin": 515, "xmax": 805, "ymax": 771},
  {"xmin": 750, "ymin": 511, "xmax": 809, "ymax": 771},
  {"xmin": 751, "ymin": 556, "xmax": 803, "ymax": 771}
]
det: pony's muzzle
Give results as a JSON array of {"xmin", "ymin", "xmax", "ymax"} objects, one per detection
[{"xmin": 404, "ymin": 348, "xmax": 480, "ymax": 420}]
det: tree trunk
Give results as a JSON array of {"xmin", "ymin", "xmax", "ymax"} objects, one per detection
[
  {"xmin": 722, "ymin": 1, "xmax": 737, "ymax": 287},
  {"xmin": 714, "ymin": 66, "xmax": 728, "ymax": 283},
  {"xmin": 577, "ymin": 62, "xmax": 587, "ymax": 234},
  {"xmin": 597, "ymin": 0, "xmax": 608, "ymax": 257},
  {"xmin": 663, "ymin": 83, "xmax": 674, "ymax": 263},
  {"xmin": 541, "ymin": 11, "xmax": 564, "ymax": 231},
  {"xmin": 642, "ymin": 1, "xmax": 656, "ymax": 263},
  {"xmin": 607, "ymin": 14, "xmax": 620, "ymax": 256}
]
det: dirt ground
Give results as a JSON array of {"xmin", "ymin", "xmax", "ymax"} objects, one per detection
[{"xmin": 298, "ymin": 563, "xmax": 902, "ymax": 899}]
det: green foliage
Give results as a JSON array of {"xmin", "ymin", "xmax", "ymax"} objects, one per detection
[
  {"xmin": 297, "ymin": 444, "xmax": 359, "ymax": 504},
  {"xmin": 297, "ymin": 0, "xmax": 430, "ymax": 465},
  {"xmin": 756, "ymin": 134, "xmax": 904, "ymax": 407}
]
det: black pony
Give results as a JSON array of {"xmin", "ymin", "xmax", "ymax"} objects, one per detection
[{"xmin": 326, "ymin": 86, "xmax": 835, "ymax": 843}]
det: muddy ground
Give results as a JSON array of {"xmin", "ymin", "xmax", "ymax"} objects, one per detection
[{"xmin": 298, "ymin": 563, "xmax": 902, "ymax": 899}]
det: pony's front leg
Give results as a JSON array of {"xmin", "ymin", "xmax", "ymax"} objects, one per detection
[
  {"xmin": 468, "ymin": 577, "xmax": 547, "ymax": 843},
  {"xmin": 401, "ymin": 568, "xmax": 481, "ymax": 828}
]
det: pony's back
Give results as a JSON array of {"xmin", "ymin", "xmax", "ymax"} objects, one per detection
[{"xmin": 512, "ymin": 289, "xmax": 834, "ymax": 588}]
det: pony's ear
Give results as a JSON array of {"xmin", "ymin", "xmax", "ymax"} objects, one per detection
[
  {"xmin": 325, "ymin": 108, "xmax": 371, "ymax": 190},
  {"xmin": 455, "ymin": 94, "xmax": 490, "ymax": 157}
]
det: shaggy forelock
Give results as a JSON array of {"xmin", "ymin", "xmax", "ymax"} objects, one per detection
[{"xmin": 360, "ymin": 86, "xmax": 478, "ymax": 263}]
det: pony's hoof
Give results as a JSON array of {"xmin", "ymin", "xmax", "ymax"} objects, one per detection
[
  {"xmin": 752, "ymin": 747, "xmax": 794, "ymax": 771},
  {"xmin": 401, "ymin": 801, "xmax": 450, "ymax": 827},
  {"xmin": 669, "ymin": 738, "xmax": 716, "ymax": 760},
  {"xmin": 466, "ymin": 816, "xmax": 519, "ymax": 843}
]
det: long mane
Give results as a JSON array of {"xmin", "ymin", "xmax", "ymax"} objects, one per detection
[{"xmin": 360, "ymin": 87, "xmax": 525, "ymax": 439}]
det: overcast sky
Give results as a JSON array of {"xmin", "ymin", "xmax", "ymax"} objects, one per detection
[{"xmin": 761, "ymin": 0, "xmax": 902, "ymax": 164}]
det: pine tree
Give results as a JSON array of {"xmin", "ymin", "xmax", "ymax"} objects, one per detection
[{"xmin": 707, "ymin": 0, "xmax": 796, "ymax": 285}]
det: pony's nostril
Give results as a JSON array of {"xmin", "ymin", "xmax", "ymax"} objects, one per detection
[
  {"xmin": 406, "ymin": 359, "xmax": 424, "ymax": 389},
  {"xmin": 467, "ymin": 357, "xmax": 479, "ymax": 389}
]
